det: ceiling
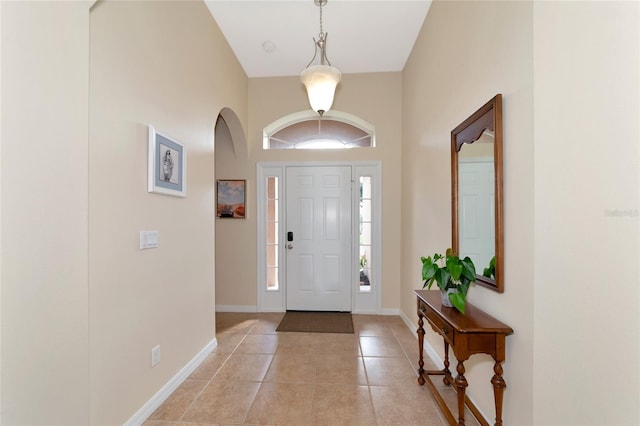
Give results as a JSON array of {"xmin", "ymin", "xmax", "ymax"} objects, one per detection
[{"xmin": 204, "ymin": 1, "xmax": 432, "ymax": 78}]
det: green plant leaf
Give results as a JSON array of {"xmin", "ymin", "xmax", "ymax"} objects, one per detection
[
  {"xmin": 447, "ymin": 257, "xmax": 463, "ymax": 281},
  {"xmin": 434, "ymin": 269, "xmax": 451, "ymax": 291},
  {"xmin": 459, "ymin": 280, "xmax": 470, "ymax": 297},
  {"xmin": 421, "ymin": 258, "xmax": 437, "ymax": 286},
  {"xmin": 460, "ymin": 256, "xmax": 477, "ymax": 281},
  {"xmin": 482, "ymin": 256, "xmax": 495, "ymax": 278},
  {"xmin": 421, "ymin": 257, "xmax": 437, "ymax": 288},
  {"xmin": 449, "ymin": 292, "xmax": 466, "ymax": 314}
]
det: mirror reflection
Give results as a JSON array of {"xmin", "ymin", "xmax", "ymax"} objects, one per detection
[
  {"xmin": 451, "ymin": 94, "xmax": 503, "ymax": 292},
  {"xmin": 457, "ymin": 130, "xmax": 495, "ymax": 280}
]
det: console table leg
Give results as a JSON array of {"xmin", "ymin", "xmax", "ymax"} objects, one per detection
[
  {"xmin": 455, "ymin": 361, "xmax": 468, "ymax": 426},
  {"xmin": 491, "ymin": 361, "xmax": 507, "ymax": 426},
  {"xmin": 417, "ymin": 315, "xmax": 425, "ymax": 385},
  {"xmin": 443, "ymin": 341, "xmax": 452, "ymax": 385}
]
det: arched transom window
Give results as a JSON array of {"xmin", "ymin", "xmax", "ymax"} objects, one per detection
[{"xmin": 263, "ymin": 110, "xmax": 375, "ymax": 150}]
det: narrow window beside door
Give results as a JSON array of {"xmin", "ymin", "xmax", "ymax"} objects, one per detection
[
  {"xmin": 359, "ymin": 176, "xmax": 372, "ymax": 293},
  {"xmin": 266, "ymin": 176, "xmax": 279, "ymax": 290}
]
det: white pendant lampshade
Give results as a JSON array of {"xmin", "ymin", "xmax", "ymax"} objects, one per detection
[
  {"xmin": 301, "ymin": 0, "xmax": 340, "ymax": 116},
  {"xmin": 300, "ymin": 64, "xmax": 341, "ymax": 115}
]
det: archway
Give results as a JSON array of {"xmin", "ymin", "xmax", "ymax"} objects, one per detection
[{"xmin": 214, "ymin": 108, "xmax": 249, "ymax": 311}]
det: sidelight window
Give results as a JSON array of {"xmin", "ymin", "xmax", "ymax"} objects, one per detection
[
  {"xmin": 359, "ymin": 176, "xmax": 372, "ymax": 293},
  {"xmin": 266, "ymin": 176, "xmax": 279, "ymax": 290}
]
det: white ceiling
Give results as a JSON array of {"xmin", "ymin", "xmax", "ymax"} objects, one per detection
[{"xmin": 205, "ymin": 1, "xmax": 432, "ymax": 78}]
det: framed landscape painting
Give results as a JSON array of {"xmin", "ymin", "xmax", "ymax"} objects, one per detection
[
  {"xmin": 148, "ymin": 125, "xmax": 186, "ymax": 197},
  {"xmin": 217, "ymin": 179, "xmax": 246, "ymax": 219}
]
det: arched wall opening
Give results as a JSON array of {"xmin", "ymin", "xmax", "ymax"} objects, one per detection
[
  {"xmin": 214, "ymin": 107, "xmax": 249, "ymax": 310},
  {"xmin": 217, "ymin": 107, "xmax": 248, "ymax": 158}
]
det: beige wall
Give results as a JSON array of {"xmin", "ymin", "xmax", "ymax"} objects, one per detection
[
  {"xmin": 215, "ymin": 73, "xmax": 403, "ymax": 311},
  {"xmin": 1, "ymin": 0, "xmax": 248, "ymax": 424},
  {"xmin": 89, "ymin": 1, "xmax": 246, "ymax": 424},
  {"xmin": 2, "ymin": 1, "xmax": 638, "ymax": 424},
  {"xmin": 401, "ymin": 1, "xmax": 534, "ymax": 422},
  {"xmin": 403, "ymin": 1, "xmax": 639, "ymax": 424},
  {"xmin": 1, "ymin": 2, "xmax": 91, "ymax": 424},
  {"xmin": 533, "ymin": 2, "xmax": 639, "ymax": 424}
]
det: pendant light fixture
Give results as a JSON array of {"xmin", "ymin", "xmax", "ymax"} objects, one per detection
[{"xmin": 300, "ymin": 0, "xmax": 341, "ymax": 116}]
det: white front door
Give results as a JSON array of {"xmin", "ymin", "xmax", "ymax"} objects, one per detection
[
  {"xmin": 285, "ymin": 166, "xmax": 352, "ymax": 311},
  {"xmin": 458, "ymin": 160, "xmax": 495, "ymax": 270}
]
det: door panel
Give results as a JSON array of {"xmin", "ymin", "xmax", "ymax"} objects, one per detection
[
  {"xmin": 286, "ymin": 166, "xmax": 352, "ymax": 311},
  {"xmin": 459, "ymin": 160, "xmax": 494, "ymax": 271}
]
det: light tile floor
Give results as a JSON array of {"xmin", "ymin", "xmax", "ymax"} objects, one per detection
[{"xmin": 143, "ymin": 312, "xmax": 481, "ymax": 426}]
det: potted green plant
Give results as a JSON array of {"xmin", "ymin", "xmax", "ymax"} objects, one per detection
[
  {"xmin": 421, "ymin": 249, "xmax": 476, "ymax": 314},
  {"xmin": 359, "ymin": 254, "xmax": 370, "ymax": 286}
]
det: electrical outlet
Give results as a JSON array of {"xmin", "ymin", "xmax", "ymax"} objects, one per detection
[{"xmin": 151, "ymin": 345, "xmax": 161, "ymax": 367}]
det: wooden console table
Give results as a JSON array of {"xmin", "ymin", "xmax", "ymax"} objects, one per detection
[{"xmin": 415, "ymin": 290, "xmax": 513, "ymax": 426}]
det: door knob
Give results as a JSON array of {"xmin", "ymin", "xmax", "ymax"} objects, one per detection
[{"xmin": 287, "ymin": 244, "xmax": 293, "ymax": 250}]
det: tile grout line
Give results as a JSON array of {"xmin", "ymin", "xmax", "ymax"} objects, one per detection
[
  {"xmin": 239, "ymin": 325, "xmax": 277, "ymax": 426},
  {"xmin": 358, "ymin": 331, "xmax": 381, "ymax": 426},
  {"xmin": 177, "ymin": 323, "xmax": 255, "ymax": 423}
]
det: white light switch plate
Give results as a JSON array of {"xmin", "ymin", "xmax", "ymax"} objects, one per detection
[
  {"xmin": 139, "ymin": 231, "xmax": 158, "ymax": 249},
  {"xmin": 151, "ymin": 345, "xmax": 161, "ymax": 367}
]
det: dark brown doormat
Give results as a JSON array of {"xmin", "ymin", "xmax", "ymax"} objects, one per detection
[{"xmin": 276, "ymin": 311, "xmax": 354, "ymax": 333}]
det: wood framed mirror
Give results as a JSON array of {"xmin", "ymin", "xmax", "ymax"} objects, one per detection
[{"xmin": 451, "ymin": 94, "xmax": 503, "ymax": 292}]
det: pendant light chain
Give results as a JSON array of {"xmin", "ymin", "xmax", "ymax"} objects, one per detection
[
  {"xmin": 317, "ymin": 0, "xmax": 329, "ymax": 66},
  {"xmin": 318, "ymin": 1, "xmax": 324, "ymax": 38}
]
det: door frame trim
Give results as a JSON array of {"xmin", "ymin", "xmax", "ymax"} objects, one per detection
[{"xmin": 256, "ymin": 161, "xmax": 382, "ymax": 314}]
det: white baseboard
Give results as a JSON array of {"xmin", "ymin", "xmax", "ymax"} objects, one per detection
[
  {"xmin": 380, "ymin": 308, "xmax": 401, "ymax": 316},
  {"xmin": 258, "ymin": 307, "xmax": 286, "ymax": 313},
  {"xmin": 352, "ymin": 310, "xmax": 378, "ymax": 315},
  {"xmin": 215, "ymin": 304, "xmax": 257, "ymax": 313},
  {"xmin": 124, "ymin": 338, "xmax": 218, "ymax": 426}
]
